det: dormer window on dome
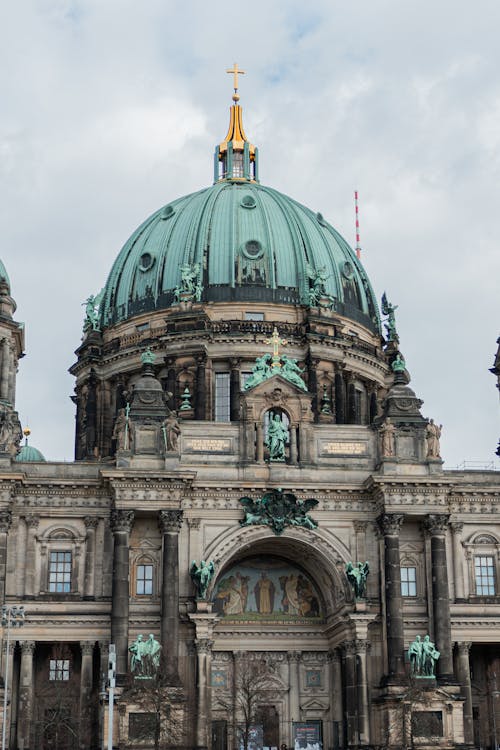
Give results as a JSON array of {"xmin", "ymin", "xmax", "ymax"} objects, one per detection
[{"xmin": 214, "ymin": 64, "xmax": 259, "ymax": 183}]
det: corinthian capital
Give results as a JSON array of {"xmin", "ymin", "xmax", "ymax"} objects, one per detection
[
  {"xmin": 0, "ymin": 509, "xmax": 12, "ymax": 533},
  {"xmin": 425, "ymin": 514, "xmax": 449, "ymax": 536},
  {"xmin": 377, "ymin": 513, "xmax": 404, "ymax": 537},
  {"xmin": 159, "ymin": 509, "xmax": 183, "ymax": 534},
  {"xmin": 110, "ymin": 509, "xmax": 134, "ymax": 534}
]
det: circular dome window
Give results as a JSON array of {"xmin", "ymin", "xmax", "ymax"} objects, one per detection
[
  {"xmin": 138, "ymin": 252, "xmax": 155, "ymax": 272},
  {"xmin": 242, "ymin": 240, "xmax": 264, "ymax": 259},
  {"xmin": 342, "ymin": 261, "xmax": 354, "ymax": 279},
  {"xmin": 240, "ymin": 195, "xmax": 256, "ymax": 209},
  {"xmin": 160, "ymin": 205, "xmax": 175, "ymax": 220}
]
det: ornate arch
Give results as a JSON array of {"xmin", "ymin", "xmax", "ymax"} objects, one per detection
[{"xmin": 204, "ymin": 524, "xmax": 352, "ymax": 615}]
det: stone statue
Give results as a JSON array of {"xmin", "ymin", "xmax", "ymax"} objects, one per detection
[
  {"xmin": 426, "ymin": 419, "xmax": 442, "ymax": 459},
  {"xmin": 280, "ymin": 356, "xmax": 307, "ymax": 391},
  {"xmin": 379, "ymin": 417, "xmax": 396, "ymax": 457},
  {"xmin": 265, "ymin": 413, "xmax": 289, "ymax": 462},
  {"xmin": 408, "ymin": 635, "xmax": 440, "ymax": 677},
  {"xmin": 381, "ymin": 292, "xmax": 398, "ymax": 342},
  {"xmin": 162, "ymin": 411, "xmax": 181, "ymax": 452},
  {"xmin": 129, "ymin": 633, "xmax": 161, "ymax": 676},
  {"xmin": 190, "ymin": 559, "xmax": 216, "ymax": 599},
  {"xmin": 0, "ymin": 408, "xmax": 22, "ymax": 457},
  {"xmin": 113, "ymin": 405, "xmax": 134, "ymax": 451},
  {"xmin": 346, "ymin": 561, "xmax": 370, "ymax": 599}
]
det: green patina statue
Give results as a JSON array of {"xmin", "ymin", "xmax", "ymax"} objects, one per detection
[
  {"xmin": 180, "ymin": 385, "xmax": 192, "ymax": 411},
  {"xmin": 391, "ymin": 353, "xmax": 406, "ymax": 373},
  {"xmin": 82, "ymin": 289, "xmax": 104, "ymax": 333},
  {"xmin": 174, "ymin": 262, "xmax": 203, "ymax": 303},
  {"xmin": 306, "ymin": 263, "xmax": 335, "ymax": 308},
  {"xmin": 129, "ymin": 633, "xmax": 162, "ymax": 677},
  {"xmin": 141, "ymin": 347, "xmax": 156, "ymax": 365},
  {"xmin": 265, "ymin": 413, "xmax": 289, "ymax": 461},
  {"xmin": 190, "ymin": 559, "xmax": 216, "ymax": 599},
  {"xmin": 244, "ymin": 353, "xmax": 307, "ymax": 392},
  {"xmin": 408, "ymin": 635, "xmax": 440, "ymax": 677},
  {"xmin": 381, "ymin": 292, "xmax": 399, "ymax": 342},
  {"xmin": 346, "ymin": 561, "xmax": 370, "ymax": 599},
  {"xmin": 239, "ymin": 488, "xmax": 318, "ymax": 536}
]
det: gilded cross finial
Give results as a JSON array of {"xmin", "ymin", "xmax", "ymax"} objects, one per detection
[
  {"xmin": 265, "ymin": 327, "xmax": 288, "ymax": 368},
  {"xmin": 226, "ymin": 63, "xmax": 245, "ymax": 102}
]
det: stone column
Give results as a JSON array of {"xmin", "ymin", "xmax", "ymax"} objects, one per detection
[
  {"xmin": 159, "ymin": 509, "xmax": 183, "ymax": 683},
  {"xmin": 456, "ymin": 642, "xmax": 473, "ymax": 744},
  {"xmin": 1, "ymin": 339, "xmax": 9, "ymax": 401},
  {"xmin": 17, "ymin": 640, "xmax": 35, "ymax": 750},
  {"xmin": 110, "ymin": 509, "xmax": 134, "ymax": 674},
  {"xmin": 1, "ymin": 640, "xmax": 14, "ymax": 747},
  {"xmin": 353, "ymin": 521, "xmax": 368, "ymax": 563},
  {"xmin": 289, "ymin": 425, "xmax": 298, "ymax": 465},
  {"xmin": 0, "ymin": 510, "xmax": 12, "ymax": 603},
  {"xmin": 425, "ymin": 514, "xmax": 454, "ymax": 681},
  {"xmin": 256, "ymin": 422, "xmax": 264, "ymax": 462},
  {"xmin": 329, "ymin": 649, "xmax": 343, "ymax": 749},
  {"xmin": 347, "ymin": 379, "xmax": 356, "ymax": 424},
  {"xmin": 24, "ymin": 515, "xmax": 39, "ymax": 597},
  {"xmin": 343, "ymin": 641, "xmax": 358, "ymax": 746},
  {"xmin": 377, "ymin": 514, "xmax": 405, "ymax": 680},
  {"xmin": 166, "ymin": 358, "xmax": 177, "ymax": 411},
  {"xmin": 80, "ymin": 641, "xmax": 94, "ymax": 749},
  {"xmin": 307, "ymin": 357, "xmax": 319, "ymax": 417},
  {"xmin": 84, "ymin": 516, "xmax": 98, "ymax": 598},
  {"xmin": 334, "ymin": 369, "xmax": 345, "ymax": 424},
  {"xmin": 196, "ymin": 356, "xmax": 207, "ymax": 420},
  {"xmin": 195, "ymin": 638, "xmax": 212, "ymax": 750},
  {"xmin": 288, "ymin": 651, "xmax": 301, "ymax": 723},
  {"xmin": 450, "ymin": 522, "xmax": 465, "ymax": 601},
  {"xmin": 229, "ymin": 358, "xmax": 240, "ymax": 422},
  {"xmin": 7, "ymin": 344, "xmax": 16, "ymax": 409},
  {"xmin": 357, "ymin": 640, "xmax": 370, "ymax": 745}
]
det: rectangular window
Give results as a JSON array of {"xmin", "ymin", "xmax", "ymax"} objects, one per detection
[
  {"xmin": 136, "ymin": 564, "xmax": 153, "ymax": 595},
  {"xmin": 401, "ymin": 566, "xmax": 417, "ymax": 597},
  {"xmin": 245, "ymin": 312, "xmax": 264, "ymax": 321},
  {"xmin": 49, "ymin": 659, "xmax": 70, "ymax": 681},
  {"xmin": 215, "ymin": 372, "xmax": 230, "ymax": 422},
  {"xmin": 475, "ymin": 555, "xmax": 496, "ymax": 595},
  {"xmin": 49, "ymin": 551, "xmax": 72, "ymax": 593}
]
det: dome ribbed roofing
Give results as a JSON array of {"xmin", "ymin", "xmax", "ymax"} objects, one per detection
[
  {"xmin": 100, "ymin": 181, "xmax": 380, "ymax": 333},
  {"xmin": 15, "ymin": 444, "xmax": 46, "ymax": 462}
]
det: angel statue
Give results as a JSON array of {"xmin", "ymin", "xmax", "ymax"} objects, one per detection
[
  {"xmin": 381, "ymin": 292, "xmax": 399, "ymax": 342},
  {"xmin": 190, "ymin": 560, "xmax": 216, "ymax": 599},
  {"xmin": 346, "ymin": 561, "xmax": 370, "ymax": 599},
  {"xmin": 82, "ymin": 289, "xmax": 104, "ymax": 333},
  {"xmin": 306, "ymin": 263, "xmax": 332, "ymax": 307}
]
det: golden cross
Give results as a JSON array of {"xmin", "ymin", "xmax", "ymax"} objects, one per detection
[
  {"xmin": 265, "ymin": 327, "xmax": 288, "ymax": 360},
  {"xmin": 226, "ymin": 63, "xmax": 245, "ymax": 93}
]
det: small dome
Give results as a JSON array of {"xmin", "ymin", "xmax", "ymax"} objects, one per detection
[
  {"xmin": 0, "ymin": 259, "xmax": 10, "ymax": 290},
  {"xmin": 100, "ymin": 181, "xmax": 380, "ymax": 333},
  {"xmin": 15, "ymin": 444, "xmax": 46, "ymax": 462}
]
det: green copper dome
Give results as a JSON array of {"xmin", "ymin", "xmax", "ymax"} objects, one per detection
[
  {"xmin": 100, "ymin": 180, "xmax": 380, "ymax": 332},
  {"xmin": 15, "ymin": 444, "xmax": 46, "ymax": 462}
]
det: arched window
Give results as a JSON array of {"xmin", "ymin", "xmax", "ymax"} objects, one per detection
[{"xmin": 464, "ymin": 533, "xmax": 500, "ymax": 598}]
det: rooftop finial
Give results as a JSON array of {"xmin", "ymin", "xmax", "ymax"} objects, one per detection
[{"xmin": 226, "ymin": 63, "xmax": 245, "ymax": 103}]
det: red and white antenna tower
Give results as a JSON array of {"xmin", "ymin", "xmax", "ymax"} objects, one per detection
[{"xmin": 354, "ymin": 190, "xmax": 361, "ymax": 260}]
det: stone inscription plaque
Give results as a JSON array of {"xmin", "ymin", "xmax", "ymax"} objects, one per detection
[
  {"xmin": 321, "ymin": 441, "xmax": 366, "ymax": 456},
  {"xmin": 185, "ymin": 438, "xmax": 231, "ymax": 453}
]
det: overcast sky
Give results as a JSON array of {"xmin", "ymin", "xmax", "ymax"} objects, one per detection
[{"xmin": 0, "ymin": 0, "xmax": 499, "ymax": 467}]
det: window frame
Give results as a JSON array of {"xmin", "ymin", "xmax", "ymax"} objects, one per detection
[
  {"xmin": 464, "ymin": 533, "xmax": 500, "ymax": 600},
  {"xmin": 49, "ymin": 658, "xmax": 70, "ymax": 681},
  {"xmin": 48, "ymin": 550, "xmax": 73, "ymax": 594},
  {"xmin": 214, "ymin": 371, "xmax": 231, "ymax": 422},
  {"xmin": 400, "ymin": 564, "xmax": 417, "ymax": 598}
]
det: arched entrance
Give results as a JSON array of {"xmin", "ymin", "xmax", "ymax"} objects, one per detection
[{"xmin": 204, "ymin": 531, "xmax": 351, "ymax": 750}]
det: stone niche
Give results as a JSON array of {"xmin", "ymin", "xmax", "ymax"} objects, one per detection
[{"xmin": 239, "ymin": 374, "xmax": 314, "ymax": 464}]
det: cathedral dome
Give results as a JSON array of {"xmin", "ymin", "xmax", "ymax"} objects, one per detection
[{"xmin": 99, "ymin": 98, "xmax": 380, "ymax": 334}]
